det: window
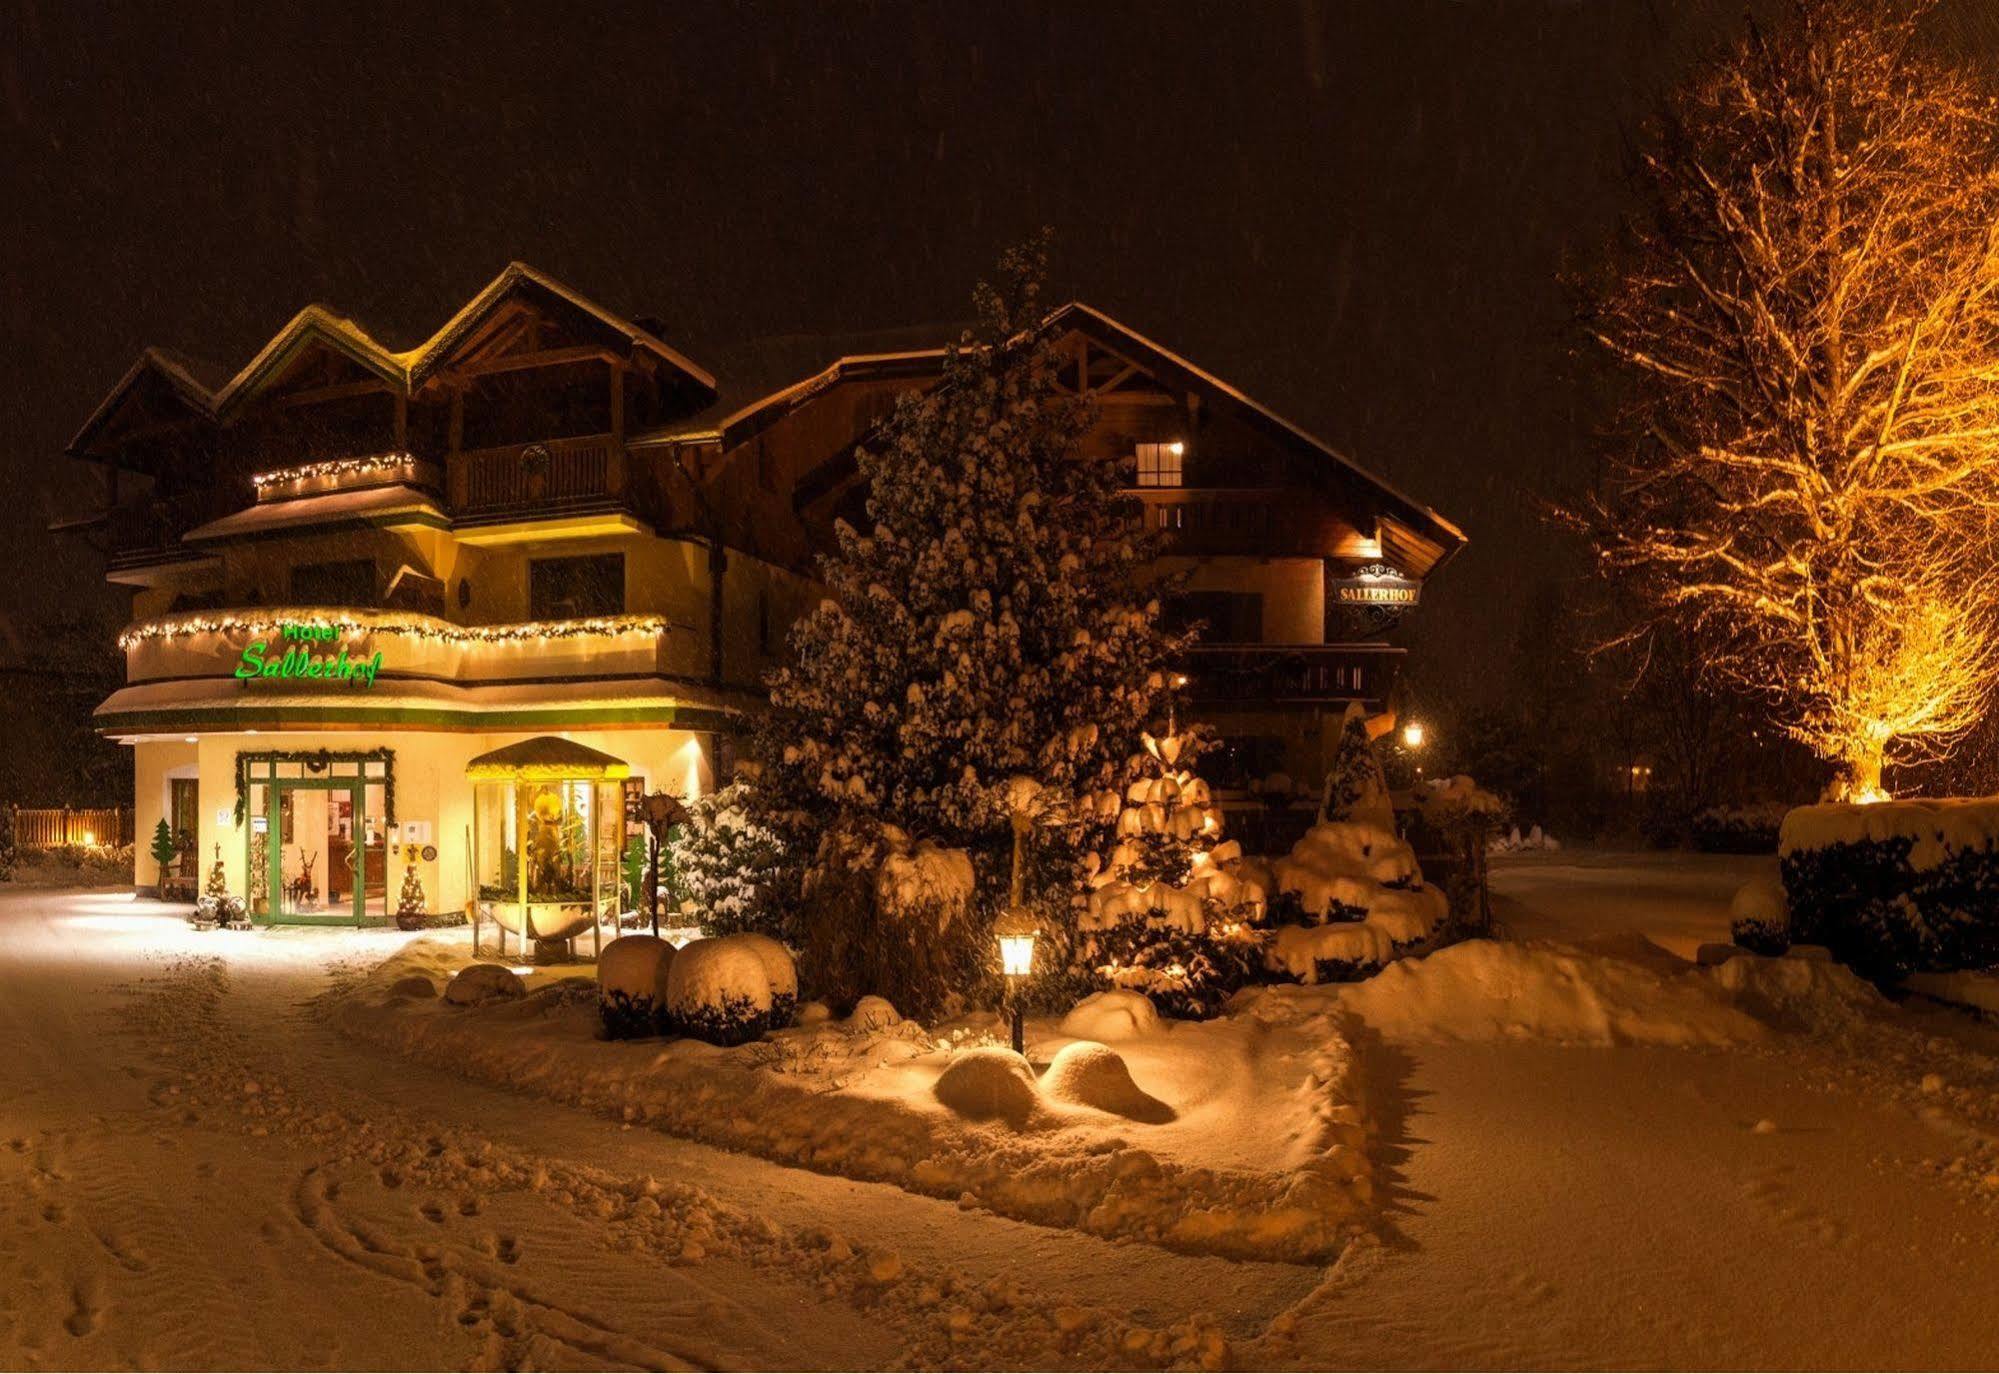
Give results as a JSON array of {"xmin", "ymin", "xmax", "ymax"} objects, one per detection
[
  {"xmin": 289, "ymin": 559, "xmax": 375, "ymax": 605},
  {"xmin": 1135, "ymin": 441, "xmax": 1185, "ymax": 487},
  {"xmin": 1171, "ymin": 590, "xmax": 1265, "ymax": 643},
  {"xmin": 529, "ymin": 553, "xmax": 624, "ymax": 619}
]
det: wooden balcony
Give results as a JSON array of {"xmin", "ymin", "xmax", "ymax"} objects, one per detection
[
  {"xmin": 1180, "ymin": 643, "xmax": 1403, "ymax": 706},
  {"xmin": 1129, "ymin": 487, "xmax": 1374, "ymax": 558},
  {"xmin": 105, "ymin": 493, "xmax": 228, "ymax": 570},
  {"xmin": 451, "ymin": 435, "xmax": 630, "ymax": 523}
]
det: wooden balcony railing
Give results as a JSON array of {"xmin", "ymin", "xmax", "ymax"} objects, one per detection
[
  {"xmin": 452, "ymin": 435, "xmax": 627, "ymax": 520},
  {"xmin": 105, "ymin": 493, "xmax": 227, "ymax": 567},
  {"xmin": 1129, "ymin": 487, "xmax": 1361, "ymax": 557},
  {"xmin": 1180, "ymin": 643, "xmax": 1402, "ymax": 705}
]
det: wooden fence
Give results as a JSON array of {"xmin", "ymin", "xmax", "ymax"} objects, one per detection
[{"xmin": 10, "ymin": 806, "xmax": 134, "ymax": 850}]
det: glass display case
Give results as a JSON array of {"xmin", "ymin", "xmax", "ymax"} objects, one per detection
[{"xmin": 467, "ymin": 737, "xmax": 629, "ymax": 962}]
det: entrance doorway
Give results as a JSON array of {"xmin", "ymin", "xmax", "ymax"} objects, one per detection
[{"xmin": 241, "ymin": 752, "xmax": 392, "ymax": 926}]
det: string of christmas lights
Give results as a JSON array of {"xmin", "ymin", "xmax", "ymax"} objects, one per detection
[
  {"xmin": 118, "ymin": 607, "xmax": 676, "ymax": 651},
  {"xmin": 250, "ymin": 452, "xmax": 419, "ymax": 490}
]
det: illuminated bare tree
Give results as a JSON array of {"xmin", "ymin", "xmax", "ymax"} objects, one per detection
[{"xmin": 1581, "ymin": 0, "xmax": 1999, "ymax": 799}]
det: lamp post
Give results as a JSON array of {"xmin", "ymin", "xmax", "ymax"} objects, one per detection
[{"xmin": 994, "ymin": 909, "xmax": 1038, "ymax": 1056}]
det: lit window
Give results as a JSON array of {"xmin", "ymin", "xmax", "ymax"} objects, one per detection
[{"xmin": 1135, "ymin": 441, "xmax": 1185, "ymax": 487}]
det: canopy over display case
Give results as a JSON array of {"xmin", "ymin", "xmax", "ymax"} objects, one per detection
[{"xmin": 467, "ymin": 736, "xmax": 628, "ymax": 962}]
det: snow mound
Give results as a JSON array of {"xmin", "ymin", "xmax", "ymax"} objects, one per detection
[
  {"xmin": 1728, "ymin": 878, "xmax": 1790, "ymax": 953},
  {"xmin": 386, "ymin": 973, "xmax": 438, "ymax": 1000},
  {"xmin": 1336, "ymin": 940, "xmax": 1767, "ymax": 1046},
  {"xmin": 444, "ymin": 963, "xmax": 525, "ymax": 1007},
  {"xmin": 1039, "ymin": 1041, "xmax": 1173, "ymax": 1122},
  {"xmin": 932, "ymin": 1046, "xmax": 1038, "ymax": 1124},
  {"xmin": 1058, "ymin": 989, "xmax": 1161, "ymax": 1041},
  {"xmin": 1709, "ymin": 952, "xmax": 1887, "ymax": 1032},
  {"xmin": 850, "ymin": 994, "xmax": 902, "ymax": 1032}
]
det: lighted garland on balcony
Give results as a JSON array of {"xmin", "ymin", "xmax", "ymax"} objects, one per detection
[
  {"xmin": 118, "ymin": 609, "xmax": 675, "ymax": 651},
  {"xmin": 249, "ymin": 452, "xmax": 417, "ymax": 490},
  {"xmin": 232, "ymin": 747, "xmax": 396, "ymax": 827}
]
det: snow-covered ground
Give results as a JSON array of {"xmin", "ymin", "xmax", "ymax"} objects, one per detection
[{"xmin": 10, "ymin": 858, "xmax": 1999, "ymax": 1369}]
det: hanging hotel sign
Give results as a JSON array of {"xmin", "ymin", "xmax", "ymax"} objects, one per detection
[
  {"xmin": 1330, "ymin": 563, "xmax": 1420, "ymax": 607},
  {"xmin": 234, "ymin": 623, "xmax": 384, "ymax": 689}
]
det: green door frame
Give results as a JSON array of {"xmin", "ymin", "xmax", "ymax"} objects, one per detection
[{"xmin": 257, "ymin": 776, "xmax": 371, "ymax": 927}]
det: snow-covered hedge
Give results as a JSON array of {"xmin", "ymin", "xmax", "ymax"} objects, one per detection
[
  {"xmin": 1778, "ymin": 800, "xmax": 1999, "ymax": 981},
  {"xmin": 1265, "ymin": 818, "xmax": 1450, "ymax": 984},
  {"xmin": 665, "ymin": 934, "xmax": 799, "ymax": 1046},
  {"xmin": 598, "ymin": 934, "xmax": 675, "ymax": 1039},
  {"xmin": 1694, "ymin": 802, "xmax": 1792, "ymax": 854}
]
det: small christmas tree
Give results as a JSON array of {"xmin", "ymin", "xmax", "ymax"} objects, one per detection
[
  {"xmin": 1321, "ymin": 702, "xmax": 1394, "ymax": 830},
  {"xmin": 396, "ymin": 856, "xmax": 427, "ymax": 930},
  {"xmin": 150, "ymin": 818, "xmax": 177, "ymax": 895},
  {"xmin": 204, "ymin": 843, "xmax": 229, "ymax": 903},
  {"xmin": 1078, "ymin": 723, "xmax": 1268, "ymax": 1019}
]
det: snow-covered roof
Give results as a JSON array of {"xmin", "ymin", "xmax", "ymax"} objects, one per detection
[
  {"xmin": 93, "ymin": 673, "xmax": 754, "ymax": 736},
  {"xmin": 180, "ymin": 485, "xmax": 448, "ymax": 543},
  {"xmin": 465, "ymin": 735, "xmax": 633, "ymax": 780},
  {"xmin": 70, "ymin": 262, "xmax": 717, "ymax": 459}
]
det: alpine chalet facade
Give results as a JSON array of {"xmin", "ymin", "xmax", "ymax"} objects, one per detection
[{"xmin": 63, "ymin": 264, "xmax": 1462, "ymax": 923}]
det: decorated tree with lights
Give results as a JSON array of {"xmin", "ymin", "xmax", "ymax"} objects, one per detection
[
  {"xmin": 396, "ymin": 856, "xmax": 427, "ymax": 930},
  {"xmin": 756, "ymin": 233, "xmax": 1189, "ymax": 990},
  {"xmin": 1578, "ymin": 0, "xmax": 1999, "ymax": 800},
  {"xmin": 1078, "ymin": 709, "xmax": 1269, "ymax": 1020}
]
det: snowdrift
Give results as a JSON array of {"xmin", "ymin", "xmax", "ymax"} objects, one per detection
[{"xmin": 327, "ymin": 933, "xmax": 1380, "ymax": 1263}]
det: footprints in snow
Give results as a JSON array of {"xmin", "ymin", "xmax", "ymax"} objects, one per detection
[{"xmin": 1741, "ymin": 1165, "xmax": 1850, "ymax": 1248}]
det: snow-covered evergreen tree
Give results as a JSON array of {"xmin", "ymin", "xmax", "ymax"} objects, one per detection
[
  {"xmin": 1321, "ymin": 702, "xmax": 1394, "ymax": 829},
  {"xmin": 1078, "ymin": 723, "xmax": 1269, "ymax": 1019},
  {"xmin": 671, "ymin": 781, "xmax": 793, "ymax": 942},
  {"xmin": 755, "ymin": 234, "xmax": 1189, "ymax": 996}
]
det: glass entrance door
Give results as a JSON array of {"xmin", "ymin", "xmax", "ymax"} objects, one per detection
[{"xmin": 267, "ymin": 779, "xmax": 369, "ymax": 924}]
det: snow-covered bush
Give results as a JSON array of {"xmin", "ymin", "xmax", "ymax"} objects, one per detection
[
  {"xmin": 1489, "ymin": 824, "xmax": 1561, "ymax": 855},
  {"xmin": 1779, "ymin": 800, "xmax": 1999, "ymax": 981},
  {"xmin": 728, "ymin": 931, "xmax": 799, "ymax": 1031},
  {"xmin": 664, "ymin": 934, "xmax": 796, "ymax": 1046},
  {"xmin": 799, "ymin": 818, "xmax": 978, "ymax": 1021},
  {"xmin": 598, "ymin": 934, "xmax": 675, "ymax": 1039},
  {"xmin": 1694, "ymin": 802, "xmax": 1793, "ymax": 854},
  {"xmin": 670, "ymin": 782, "xmax": 792, "ymax": 942},
  {"xmin": 1728, "ymin": 878, "xmax": 1790, "ymax": 956}
]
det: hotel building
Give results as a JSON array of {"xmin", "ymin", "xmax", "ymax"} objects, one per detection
[{"xmin": 63, "ymin": 264, "xmax": 1461, "ymax": 925}]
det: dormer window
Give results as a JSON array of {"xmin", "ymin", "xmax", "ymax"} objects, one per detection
[{"xmin": 1135, "ymin": 441, "xmax": 1185, "ymax": 487}]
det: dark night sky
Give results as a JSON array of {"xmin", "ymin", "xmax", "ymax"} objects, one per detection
[{"xmin": 8, "ymin": 0, "xmax": 1995, "ymax": 705}]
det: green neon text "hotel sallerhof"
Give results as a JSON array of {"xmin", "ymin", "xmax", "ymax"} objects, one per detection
[{"xmin": 234, "ymin": 624, "xmax": 383, "ymax": 689}]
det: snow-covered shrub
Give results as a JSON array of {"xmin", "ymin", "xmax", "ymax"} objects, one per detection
[
  {"xmin": 1320, "ymin": 702, "xmax": 1395, "ymax": 829},
  {"xmin": 598, "ymin": 934, "xmax": 675, "ymax": 1039},
  {"xmin": 1779, "ymin": 800, "xmax": 1999, "ymax": 981},
  {"xmin": 728, "ymin": 931, "xmax": 799, "ymax": 1031},
  {"xmin": 932, "ymin": 1046, "xmax": 1038, "ymax": 1124},
  {"xmin": 1694, "ymin": 802, "xmax": 1793, "ymax": 854},
  {"xmin": 444, "ymin": 964, "xmax": 526, "ymax": 1007},
  {"xmin": 1266, "ymin": 807, "xmax": 1450, "ymax": 984},
  {"xmin": 1488, "ymin": 824, "xmax": 1560, "ymax": 854},
  {"xmin": 1039, "ymin": 1040, "xmax": 1171, "ymax": 1121},
  {"xmin": 800, "ymin": 818, "xmax": 978, "ymax": 1021},
  {"xmin": 670, "ymin": 782, "xmax": 792, "ymax": 942},
  {"xmin": 1728, "ymin": 878, "xmax": 1790, "ymax": 956},
  {"xmin": 665, "ymin": 935, "xmax": 792, "ymax": 1046},
  {"xmin": 849, "ymin": 994, "xmax": 901, "ymax": 1033},
  {"xmin": 1057, "ymin": 989, "xmax": 1160, "ymax": 1041},
  {"xmin": 1079, "ymin": 725, "xmax": 1271, "ymax": 1020}
]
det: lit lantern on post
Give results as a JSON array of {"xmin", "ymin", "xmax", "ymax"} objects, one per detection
[
  {"xmin": 993, "ymin": 909, "xmax": 1039, "ymax": 1056},
  {"xmin": 1401, "ymin": 720, "xmax": 1426, "ymax": 750}
]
